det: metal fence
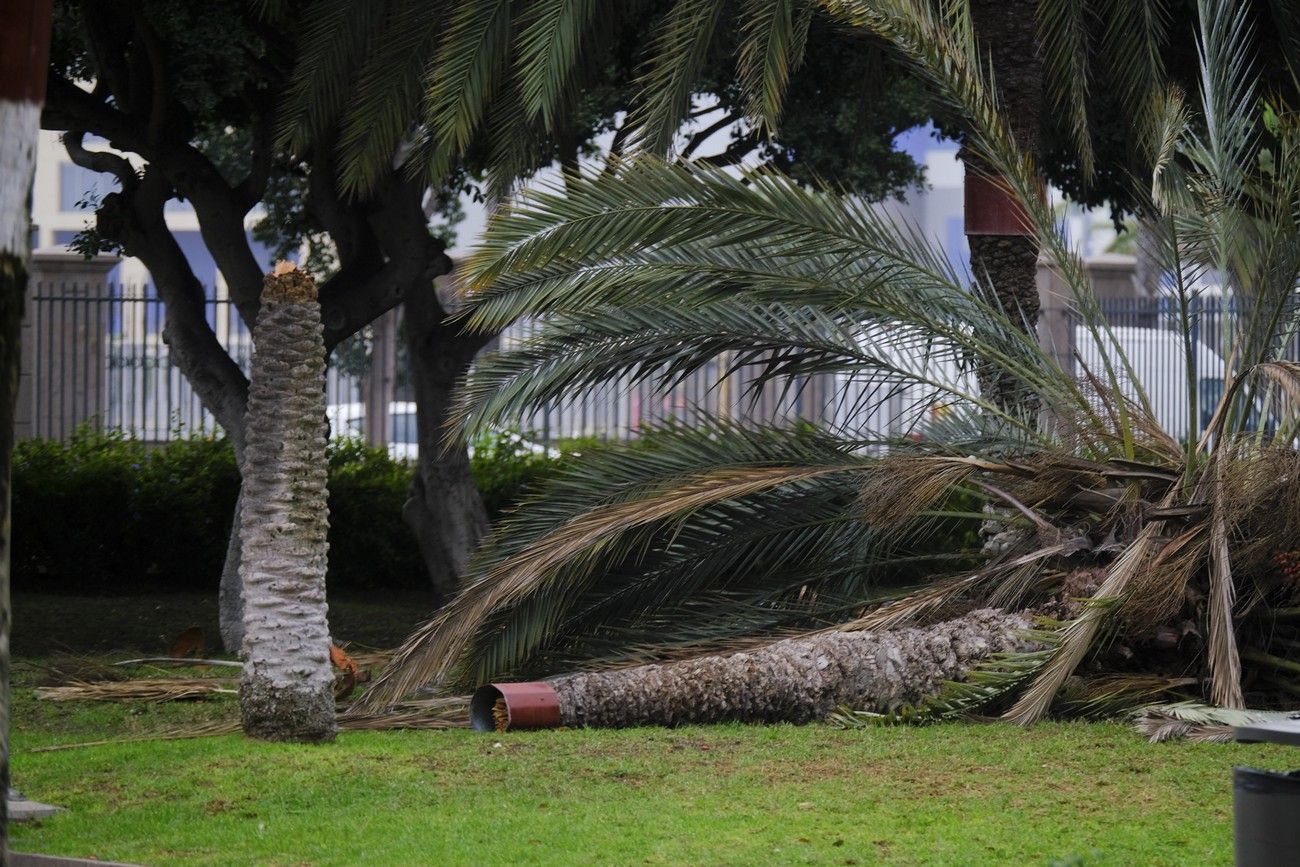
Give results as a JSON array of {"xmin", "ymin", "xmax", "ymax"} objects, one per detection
[
  {"xmin": 23, "ymin": 284, "xmax": 361, "ymax": 441},
  {"xmin": 22, "ymin": 285, "xmax": 1293, "ymax": 445}
]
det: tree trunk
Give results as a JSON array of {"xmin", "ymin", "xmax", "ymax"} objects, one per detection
[
  {"xmin": 548, "ymin": 609, "xmax": 1034, "ymax": 727},
  {"xmin": 402, "ymin": 286, "xmax": 489, "ymax": 604},
  {"xmin": 238, "ymin": 265, "xmax": 336, "ymax": 742},
  {"xmin": 217, "ymin": 487, "xmax": 244, "ymax": 652},
  {"xmin": 966, "ymin": 0, "xmax": 1043, "ymax": 415},
  {"xmin": 2, "ymin": 0, "xmax": 53, "ymax": 846}
]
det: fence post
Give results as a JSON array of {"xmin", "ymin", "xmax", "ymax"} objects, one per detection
[{"xmin": 19, "ymin": 247, "xmax": 119, "ymax": 440}]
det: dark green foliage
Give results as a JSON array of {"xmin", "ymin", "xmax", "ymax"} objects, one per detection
[
  {"xmin": 469, "ymin": 431, "xmax": 601, "ymax": 520},
  {"xmin": 325, "ymin": 440, "xmax": 424, "ymax": 592},
  {"xmin": 12, "ymin": 429, "xmax": 585, "ymax": 595},
  {"xmin": 13, "ymin": 433, "xmax": 179, "ymax": 592}
]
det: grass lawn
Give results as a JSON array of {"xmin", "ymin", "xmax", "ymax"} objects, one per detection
[
  {"xmin": 12, "ymin": 684, "xmax": 1299, "ymax": 866},
  {"xmin": 9, "ymin": 594, "xmax": 1297, "ymax": 865}
]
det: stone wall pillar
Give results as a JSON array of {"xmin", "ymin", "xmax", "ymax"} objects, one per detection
[
  {"xmin": 18, "ymin": 248, "xmax": 120, "ymax": 440},
  {"xmin": 1037, "ymin": 253, "xmax": 1140, "ymax": 376},
  {"xmin": 1036, "ymin": 258, "xmax": 1075, "ymax": 376}
]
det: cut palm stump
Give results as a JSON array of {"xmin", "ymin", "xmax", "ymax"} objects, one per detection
[
  {"xmin": 471, "ymin": 609, "xmax": 1035, "ymax": 731},
  {"xmin": 238, "ymin": 262, "xmax": 337, "ymax": 742}
]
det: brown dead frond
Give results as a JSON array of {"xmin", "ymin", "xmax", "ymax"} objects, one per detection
[
  {"xmin": 1055, "ymin": 674, "xmax": 1198, "ymax": 719},
  {"xmin": 26, "ymin": 655, "xmax": 131, "ymax": 687},
  {"xmin": 857, "ymin": 455, "xmax": 1023, "ymax": 528},
  {"xmin": 27, "ymin": 720, "xmax": 244, "ymax": 752},
  {"xmin": 1121, "ymin": 525, "xmax": 1207, "ymax": 633},
  {"xmin": 337, "ymin": 696, "xmax": 470, "ymax": 731},
  {"xmin": 1134, "ymin": 711, "xmax": 1234, "ymax": 743},
  {"xmin": 1208, "ymin": 455, "xmax": 1245, "ymax": 709},
  {"xmin": 1004, "ymin": 518, "xmax": 1167, "ymax": 725},
  {"xmin": 36, "ymin": 678, "xmax": 237, "ymax": 702}
]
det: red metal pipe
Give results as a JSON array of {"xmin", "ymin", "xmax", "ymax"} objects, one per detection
[{"xmin": 469, "ymin": 682, "xmax": 561, "ymax": 732}]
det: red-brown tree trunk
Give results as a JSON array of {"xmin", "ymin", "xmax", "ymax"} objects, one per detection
[
  {"xmin": 0, "ymin": 0, "xmax": 54, "ymax": 847},
  {"xmin": 966, "ymin": 0, "xmax": 1043, "ymax": 415}
]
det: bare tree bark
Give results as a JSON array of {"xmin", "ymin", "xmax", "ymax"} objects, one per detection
[
  {"xmin": 238, "ymin": 265, "xmax": 335, "ymax": 742},
  {"xmin": 402, "ymin": 288, "xmax": 489, "ymax": 604},
  {"xmin": 548, "ymin": 609, "xmax": 1035, "ymax": 727},
  {"xmin": 217, "ymin": 487, "xmax": 244, "ymax": 652},
  {"xmin": 1, "ymin": 0, "xmax": 53, "ymax": 850}
]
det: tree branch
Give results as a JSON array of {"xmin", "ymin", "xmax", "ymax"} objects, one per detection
[
  {"xmin": 235, "ymin": 104, "xmax": 274, "ymax": 210},
  {"xmin": 691, "ymin": 131, "xmax": 761, "ymax": 169},
  {"xmin": 62, "ymin": 130, "xmax": 138, "ymax": 191},
  {"xmin": 109, "ymin": 167, "xmax": 251, "ymax": 451},
  {"xmin": 680, "ymin": 111, "xmax": 743, "ymax": 161},
  {"xmin": 44, "ymin": 74, "xmax": 266, "ymax": 321}
]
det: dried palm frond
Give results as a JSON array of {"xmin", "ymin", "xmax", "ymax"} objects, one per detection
[
  {"xmin": 337, "ymin": 697, "xmax": 470, "ymax": 731},
  {"xmin": 35, "ymin": 679, "xmax": 238, "ymax": 703},
  {"xmin": 112, "ymin": 657, "xmax": 242, "ymax": 669},
  {"xmin": 26, "ymin": 720, "xmax": 243, "ymax": 753},
  {"xmin": 25, "ymin": 655, "xmax": 131, "ymax": 686},
  {"xmin": 28, "ymin": 696, "xmax": 473, "ymax": 753},
  {"xmin": 1132, "ymin": 701, "xmax": 1295, "ymax": 743},
  {"xmin": 1054, "ymin": 675, "xmax": 1199, "ymax": 720}
]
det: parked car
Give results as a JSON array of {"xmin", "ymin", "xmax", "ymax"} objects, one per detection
[{"xmin": 326, "ymin": 402, "xmax": 560, "ymax": 461}]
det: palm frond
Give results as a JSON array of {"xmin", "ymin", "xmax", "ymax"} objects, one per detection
[
  {"xmin": 1208, "ymin": 454, "xmax": 1245, "ymax": 708},
  {"xmin": 1132, "ymin": 701, "xmax": 1292, "ymax": 743},
  {"xmin": 736, "ymin": 0, "xmax": 814, "ymax": 134},
  {"xmin": 626, "ymin": 0, "xmax": 725, "ymax": 154},
  {"xmin": 335, "ymin": 2, "xmax": 443, "ymax": 195},
  {"xmin": 362, "ymin": 431, "xmax": 877, "ymax": 706},
  {"xmin": 422, "ymin": 0, "xmax": 514, "ymax": 182},
  {"xmin": 515, "ymin": 0, "xmax": 603, "ymax": 129},
  {"xmin": 276, "ymin": 0, "xmax": 386, "ymax": 151},
  {"xmin": 1037, "ymin": 0, "xmax": 1095, "ymax": 178},
  {"xmin": 1003, "ymin": 520, "xmax": 1162, "ymax": 724},
  {"xmin": 1097, "ymin": 0, "xmax": 1169, "ymax": 161}
]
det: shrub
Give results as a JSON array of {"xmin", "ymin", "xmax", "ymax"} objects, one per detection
[
  {"xmin": 13, "ymin": 431, "xmax": 155, "ymax": 592},
  {"xmin": 470, "ymin": 431, "xmax": 601, "ymax": 519},
  {"xmin": 12, "ymin": 428, "xmax": 588, "ymax": 595},
  {"xmin": 326, "ymin": 440, "xmax": 425, "ymax": 592}
]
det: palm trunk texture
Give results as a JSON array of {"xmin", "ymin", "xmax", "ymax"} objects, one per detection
[
  {"xmin": 238, "ymin": 265, "xmax": 336, "ymax": 742},
  {"xmin": 966, "ymin": 0, "xmax": 1043, "ymax": 415},
  {"xmin": 547, "ymin": 609, "xmax": 1034, "ymax": 728}
]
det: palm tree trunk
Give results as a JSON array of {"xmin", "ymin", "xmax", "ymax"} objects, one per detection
[
  {"xmin": 966, "ymin": 0, "xmax": 1043, "ymax": 414},
  {"xmin": 2, "ymin": 0, "xmax": 54, "ymax": 843},
  {"xmin": 238, "ymin": 264, "xmax": 336, "ymax": 742},
  {"xmin": 548, "ymin": 609, "xmax": 1033, "ymax": 727}
]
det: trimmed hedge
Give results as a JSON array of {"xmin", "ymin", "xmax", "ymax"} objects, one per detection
[{"xmin": 13, "ymin": 429, "xmax": 570, "ymax": 595}]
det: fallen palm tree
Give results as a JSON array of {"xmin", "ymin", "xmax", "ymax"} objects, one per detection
[
  {"xmin": 471, "ymin": 609, "xmax": 1037, "ymax": 731},
  {"xmin": 359, "ymin": 2, "xmax": 1300, "ymax": 730}
]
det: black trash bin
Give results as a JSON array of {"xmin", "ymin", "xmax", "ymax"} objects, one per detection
[
  {"xmin": 1233, "ymin": 719, "xmax": 1300, "ymax": 866},
  {"xmin": 1233, "ymin": 767, "xmax": 1300, "ymax": 866}
]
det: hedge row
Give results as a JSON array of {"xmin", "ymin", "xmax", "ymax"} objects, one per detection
[{"xmin": 13, "ymin": 430, "xmax": 569, "ymax": 595}]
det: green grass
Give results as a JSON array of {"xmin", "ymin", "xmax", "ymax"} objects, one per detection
[
  {"xmin": 10, "ymin": 681, "xmax": 1297, "ymax": 866},
  {"xmin": 10, "ymin": 594, "xmax": 1293, "ymax": 865}
]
